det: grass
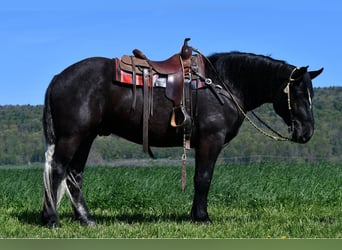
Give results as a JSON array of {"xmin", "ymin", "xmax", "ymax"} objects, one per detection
[{"xmin": 0, "ymin": 162, "xmax": 341, "ymax": 238}]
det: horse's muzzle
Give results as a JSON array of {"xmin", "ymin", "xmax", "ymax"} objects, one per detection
[{"xmin": 291, "ymin": 122, "xmax": 314, "ymax": 144}]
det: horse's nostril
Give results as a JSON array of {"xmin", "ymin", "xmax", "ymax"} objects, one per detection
[
  {"xmin": 300, "ymin": 129, "xmax": 314, "ymax": 143},
  {"xmin": 302, "ymin": 135, "xmax": 309, "ymax": 143}
]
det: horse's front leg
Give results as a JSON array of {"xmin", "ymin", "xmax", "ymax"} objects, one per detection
[{"xmin": 191, "ymin": 138, "xmax": 223, "ymax": 223}]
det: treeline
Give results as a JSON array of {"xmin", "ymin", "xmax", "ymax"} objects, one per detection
[
  {"xmin": 0, "ymin": 87, "xmax": 341, "ymax": 165},
  {"xmin": 0, "ymin": 105, "xmax": 45, "ymax": 164}
]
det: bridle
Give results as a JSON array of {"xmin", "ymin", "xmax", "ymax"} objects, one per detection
[
  {"xmin": 240, "ymin": 68, "xmax": 298, "ymax": 142},
  {"xmin": 281, "ymin": 67, "xmax": 299, "ymax": 135},
  {"xmin": 193, "ymin": 48, "xmax": 302, "ymax": 142}
]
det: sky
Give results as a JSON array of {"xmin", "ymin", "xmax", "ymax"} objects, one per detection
[{"xmin": 0, "ymin": 0, "xmax": 341, "ymax": 105}]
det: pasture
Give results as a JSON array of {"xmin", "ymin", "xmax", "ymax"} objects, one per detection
[{"xmin": 0, "ymin": 162, "xmax": 341, "ymax": 238}]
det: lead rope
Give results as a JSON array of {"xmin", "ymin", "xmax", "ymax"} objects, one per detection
[
  {"xmin": 181, "ymin": 55, "xmax": 191, "ymax": 190},
  {"xmin": 181, "ymin": 147, "xmax": 187, "ymax": 191},
  {"xmin": 181, "ymin": 131, "xmax": 191, "ymax": 191}
]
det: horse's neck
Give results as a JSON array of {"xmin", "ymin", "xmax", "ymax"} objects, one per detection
[
  {"xmin": 233, "ymin": 76, "xmax": 276, "ymax": 111},
  {"xmin": 215, "ymin": 59, "xmax": 290, "ymax": 111}
]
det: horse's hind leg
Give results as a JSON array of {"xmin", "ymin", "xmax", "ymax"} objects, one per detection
[
  {"xmin": 65, "ymin": 136, "xmax": 96, "ymax": 226},
  {"xmin": 41, "ymin": 136, "xmax": 83, "ymax": 227},
  {"xmin": 41, "ymin": 144, "xmax": 64, "ymax": 227}
]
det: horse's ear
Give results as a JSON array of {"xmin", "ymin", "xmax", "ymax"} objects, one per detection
[
  {"xmin": 309, "ymin": 67, "xmax": 324, "ymax": 79},
  {"xmin": 292, "ymin": 66, "xmax": 308, "ymax": 80}
]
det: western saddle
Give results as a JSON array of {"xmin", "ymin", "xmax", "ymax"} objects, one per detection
[{"xmin": 118, "ymin": 38, "xmax": 196, "ymax": 155}]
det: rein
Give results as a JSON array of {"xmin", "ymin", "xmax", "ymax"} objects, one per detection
[{"xmin": 193, "ymin": 48, "xmax": 295, "ymax": 142}]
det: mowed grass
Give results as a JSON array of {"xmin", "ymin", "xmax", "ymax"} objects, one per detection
[{"xmin": 0, "ymin": 162, "xmax": 341, "ymax": 238}]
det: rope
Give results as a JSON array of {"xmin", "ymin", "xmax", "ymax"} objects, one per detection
[
  {"xmin": 181, "ymin": 130, "xmax": 191, "ymax": 191},
  {"xmin": 181, "ymin": 149, "xmax": 187, "ymax": 191}
]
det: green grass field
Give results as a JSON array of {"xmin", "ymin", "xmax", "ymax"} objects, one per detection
[{"xmin": 0, "ymin": 162, "xmax": 341, "ymax": 238}]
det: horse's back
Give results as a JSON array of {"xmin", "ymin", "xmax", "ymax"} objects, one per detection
[{"xmin": 51, "ymin": 57, "xmax": 114, "ymax": 90}]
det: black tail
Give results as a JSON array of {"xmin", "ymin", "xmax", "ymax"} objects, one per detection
[{"xmin": 43, "ymin": 76, "xmax": 57, "ymax": 145}]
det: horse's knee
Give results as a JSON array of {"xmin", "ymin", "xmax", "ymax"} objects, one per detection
[{"xmin": 194, "ymin": 172, "xmax": 212, "ymax": 193}]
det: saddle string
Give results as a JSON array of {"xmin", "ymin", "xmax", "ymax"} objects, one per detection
[
  {"xmin": 150, "ymin": 68, "xmax": 154, "ymax": 116},
  {"xmin": 130, "ymin": 56, "xmax": 137, "ymax": 111},
  {"xmin": 192, "ymin": 48, "xmax": 292, "ymax": 142},
  {"xmin": 142, "ymin": 68, "xmax": 150, "ymax": 154}
]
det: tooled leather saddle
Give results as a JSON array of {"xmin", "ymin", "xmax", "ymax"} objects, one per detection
[{"xmin": 113, "ymin": 38, "xmax": 206, "ymax": 155}]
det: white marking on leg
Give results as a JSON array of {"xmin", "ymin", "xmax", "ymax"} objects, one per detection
[
  {"xmin": 307, "ymin": 88, "xmax": 312, "ymax": 110},
  {"xmin": 64, "ymin": 172, "xmax": 78, "ymax": 209},
  {"xmin": 63, "ymin": 172, "xmax": 90, "ymax": 220},
  {"xmin": 57, "ymin": 178, "xmax": 67, "ymax": 207}
]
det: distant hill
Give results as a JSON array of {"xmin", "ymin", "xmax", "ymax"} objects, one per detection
[{"xmin": 0, "ymin": 87, "xmax": 341, "ymax": 165}]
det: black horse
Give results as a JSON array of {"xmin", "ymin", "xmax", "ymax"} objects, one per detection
[{"xmin": 41, "ymin": 48, "xmax": 323, "ymax": 227}]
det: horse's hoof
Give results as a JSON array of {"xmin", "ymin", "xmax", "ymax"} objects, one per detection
[
  {"xmin": 82, "ymin": 220, "xmax": 96, "ymax": 227},
  {"xmin": 191, "ymin": 209, "xmax": 212, "ymax": 224},
  {"xmin": 44, "ymin": 220, "xmax": 61, "ymax": 228},
  {"xmin": 41, "ymin": 213, "xmax": 61, "ymax": 228},
  {"xmin": 77, "ymin": 216, "xmax": 96, "ymax": 227},
  {"xmin": 191, "ymin": 214, "xmax": 212, "ymax": 224},
  {"xmin": 191, "ymin": 218, "xmax": 212, "ymax": 224}
]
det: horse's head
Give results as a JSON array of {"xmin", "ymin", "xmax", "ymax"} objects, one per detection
[{"xmin": 273, "ymin": 66, "xmax": 323, "ymax": 143}]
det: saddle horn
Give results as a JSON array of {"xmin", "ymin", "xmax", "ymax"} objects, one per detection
[{"xmin": 181, "ymin": 38, "xmax": 192, "ymax": 60}]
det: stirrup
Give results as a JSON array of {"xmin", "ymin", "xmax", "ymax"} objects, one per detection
[{"xmin": 171, "ymin": 106, "xmax": 191, "ymax": 128}]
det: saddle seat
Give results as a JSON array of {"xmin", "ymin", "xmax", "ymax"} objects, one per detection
[
  {"xmin": 150, "ymin": 54, "xmax": 183, "ymax": 75},
  {"xmin": 128, "ymin": 51, "xmax": 182, "ymax": 75}
]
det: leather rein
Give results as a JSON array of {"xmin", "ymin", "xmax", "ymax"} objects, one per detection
[{"xmin": 193, "ymin": 48, "xmax": 297, "ymax": 142}]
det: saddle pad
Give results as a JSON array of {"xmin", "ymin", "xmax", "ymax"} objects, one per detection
[{"xmin": 114, "ymin": 58, "xmax": 166, "ymax": 87}]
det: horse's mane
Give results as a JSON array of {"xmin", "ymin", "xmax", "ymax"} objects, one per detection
[
  {"xmin": 206, "ymin": 52, "xmax": 291, "ymax": 89},
  {"xmin": 208, "ymin": 51, "xmax": 288, "ymax": 69}
]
